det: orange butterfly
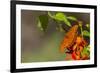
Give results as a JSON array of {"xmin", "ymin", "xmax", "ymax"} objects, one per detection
[{"xmin": 60, "ymin": 25, "xmax": 78, "ymax": 53}]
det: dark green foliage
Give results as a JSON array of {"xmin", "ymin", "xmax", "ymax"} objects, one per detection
[{"xmin": 38, "ymin": 14, "xmax": 48, "ymax": 32}]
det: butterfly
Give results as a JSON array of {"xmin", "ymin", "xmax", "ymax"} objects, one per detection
[{"xmin": 60, "ymin": 25, "xmax": 78, "ymax": 53}]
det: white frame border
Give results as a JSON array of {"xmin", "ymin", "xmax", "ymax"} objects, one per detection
[{"xmin": 16, "ymin": 4, "xmax": 95, "ymax": 69}]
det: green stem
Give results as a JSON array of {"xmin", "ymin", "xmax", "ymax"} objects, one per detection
[
  {"xmin": 48, "ymin": 12, "xmax": 54, "ymax": 19},
  {"xmin": 79, "ymin": 21, "xmax": 83, "ymax": 38}
]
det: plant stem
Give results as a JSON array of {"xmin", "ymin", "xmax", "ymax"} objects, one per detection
[
  {"xmin": 79, "ymin": 21, "xmax": 83, "ymax": 38},
  {"xmin": 48, "ymin": 12, "xmax": 54, "ymax": 19}
]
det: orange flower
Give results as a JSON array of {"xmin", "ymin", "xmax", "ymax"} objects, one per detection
[
  {"xmin": 72, "ymin": 51, "xmax": 80, "ymax": 60},
  {"xmin": 71, "ymin": 36, "xmax": 87, "ymax": 60}
]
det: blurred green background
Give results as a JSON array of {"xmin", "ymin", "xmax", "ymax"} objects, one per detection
[{"xmin": 21, "ymin": 10, "xmax": 90, "ymax": 63}]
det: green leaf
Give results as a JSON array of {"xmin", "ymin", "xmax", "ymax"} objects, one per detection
[
  {"xmin": 63, "ymin": 18, "xmax": 71, "ymax": 27},
  {"xmin": 83, "ymin": 30, "xmax": 90, "ymax": 37},
  {"xmin": 86, "ymin": 24, "xmax": 90, "ymax": 28},
  {"xmin": 48, "ymin": 12, "xmax": 71, "ymax": 26},
  {"xmin": 81, "ymin": 45, "xmax": 90, "ymax": 57},
  {"xmin": 67, "ymin": 16, "xmax": 77, "ymax": 21},
  {"xmin": 55, "ymin": 13, "xmax": 66, "ymax": 21},
  {"xmin": 37, "ymin": 14, "xmax": 48, "ymax": 32},
  {"xmin": 54, "ymin": 13, "xmax": 71, "ymax": 26},
  {"xmin": 37, "ymin": 20, "xmax": 43, "ymax": 31}
]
